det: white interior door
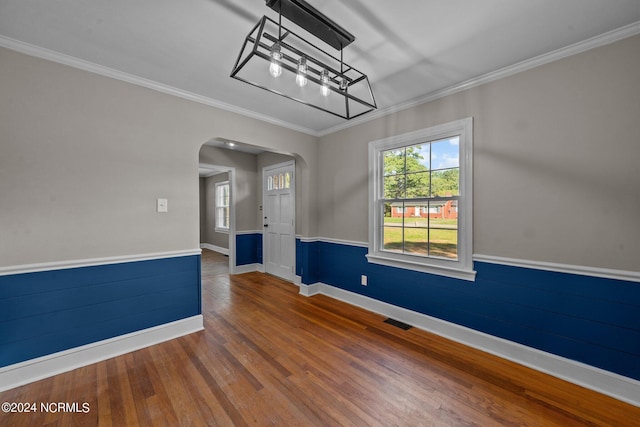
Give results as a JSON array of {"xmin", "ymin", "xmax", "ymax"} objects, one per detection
[{"xmin": 263, "ymin": 161, "xmax": 295, "ymax": 281}]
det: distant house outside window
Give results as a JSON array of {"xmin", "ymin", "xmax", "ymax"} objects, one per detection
[
  {"xmin": 215, "ymin": 181, "xmax": 230, "ymax": 233},
  {"xmin": 367, "ymin": 118, "xmax": 475, "ymax": 281}
]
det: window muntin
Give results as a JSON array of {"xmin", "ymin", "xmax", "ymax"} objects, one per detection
[
  {"xmin": 267, "ymin": 172, "xmax": 291, "ymax": 191},
  {"xmin": 381, "ymin": 138, "xmax": 460, "ymax": 260},
  {"xmin": 367, "ymin": 118, "xmax": 474, "ymax": 281},
  {"xmin": 215, "ymin": 181, "xmax": 230, "ymax": 232}
]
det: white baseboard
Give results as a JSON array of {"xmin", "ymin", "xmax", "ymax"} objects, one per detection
[
  {"xmin": 200, "ymin": 243, "xmax": 229, "ymax": 255},
  {"xmin": 302, "ymin": 283, "xmax": 640, "ymax": 408},
  {"xmin": 233, "ymin": 263, "xmax": 264, "ymax": 274},
  {"xmin": 298, "ymin": 282, "xmax": 320, "ymax": 297},
  {"xmin": 0, "ymin": 315, "xmax": 204, "ymax": 392}
]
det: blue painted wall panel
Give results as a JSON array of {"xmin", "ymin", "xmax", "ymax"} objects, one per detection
[
  {"xmin": 476, "ymin": 262, "xmax": 640, "ymax": 305},
  {"xmin": 295, "ymin": 240, "xmax": 640, "ymax": 381},
  {"xmin": 236, "ymin": 233, "xmax": 262, "ymax": 266},
  {"xmin": 296, "ymin": 239, "xmax": 303, "ymax": 278},
  {"xmin": 0, "ymin": 255, "xmax": 201, "ymax": 368},
  {"xmin": 0, "ymin": 256, "xmax": 198, "ymax": 298},
  {"xmin": 6, "ymin": 305, "xmax": 194, "ymax": 367},
  {"xmin": 3, "ymin": 284, "xmax": 197, "ymax": 341},
  {"xmin": 0, "ymin": 270, "xmax": 196, "ymax": 323},
  {"xmin": 296, "ymin": 239, "xmax": 319, "ymax": 284}
]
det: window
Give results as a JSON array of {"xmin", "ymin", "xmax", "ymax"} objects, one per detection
[
  {"xmin": 367, "ymin": 118, "xmax": 475, "ymax": 281},
  {"xmin": 267, "ymin": 172, "xmax": 291, "ymax": 191},
  {"xmin": 215, "ymin": 181, "xmax": 230, "ymax": 232}
]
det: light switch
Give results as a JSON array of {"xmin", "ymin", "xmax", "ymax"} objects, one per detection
[{"xmin": 157, "ymin": 198, "xmax": 168, "ymax": 213}]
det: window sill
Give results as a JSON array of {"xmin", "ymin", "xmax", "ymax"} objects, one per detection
[
  {"xmin": 214, "ymin": 228, "xmax": 229, "ymax": 234},
  {"xmin": 366, "ymin": 253, "xmax": 476, "ymax": 282}
]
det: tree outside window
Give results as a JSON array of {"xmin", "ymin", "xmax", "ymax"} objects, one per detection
[
  {"xmin": 382, "ymin": 139, "xmax": 460, "ymax": 259},
  {"xmin": 367, "ymin": 117, "xmax": 474, "ymax": 281}
]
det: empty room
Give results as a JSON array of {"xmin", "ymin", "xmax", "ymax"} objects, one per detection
[{"xmin": 1, "ymin": 1, "xmax": 639, "ymax": 425}]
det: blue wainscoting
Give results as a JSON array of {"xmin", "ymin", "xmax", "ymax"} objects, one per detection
[
  {"xmin": 296, "ymin": 239, "xmax": 640, "ymax": 381},
  {"xmin": 296, "ymin": 239, "xmax": 319, "ymax": 284},
  {"xmin": 0, "ymin": 254, "xmax": 201, "ymax": 368},
  {"xmin": 236, "ymin": 233, "xmax": 262, "ymax": 266}
]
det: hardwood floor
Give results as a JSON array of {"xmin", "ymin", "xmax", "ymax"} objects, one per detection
[{"xmin": 1, "ymin": 249, "xmax": 639, "ymax": 426}]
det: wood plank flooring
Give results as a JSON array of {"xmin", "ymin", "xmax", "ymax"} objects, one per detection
[{"xmin": 1, "ymin": 249, "xmax": 639, "ymax": 426}]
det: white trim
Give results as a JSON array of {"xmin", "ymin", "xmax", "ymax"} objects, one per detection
[
  {"xmin": 3, "ymin": 23, "xmax": 638, "ymax": 140},
  {"xmin": 0, "ymin": 249, "xmax": 202, "ymax": 277},
  {"xmin": 236, "ymin": 230, "xmax": 263, "ymax": 235},
  {"xmin": 214, "ymin": 180, "xmax": 230, "ymax": 233},
  {"xmin": 0, "ymin": 315, "xmax": 203, "ymax": 392},
  {"xmin": 0, "ymin": 35, "xmax": 319, "ymax": 137},
  {"xmin": 233, "ymin": 263, "xmax": 264, "ymax": 274},
  {"xmin": 318, "ymin": 22, "xmax": 640, "ymax": 136},
  {"xmin": 302, "ymin": 283, "xmax": 640, "ymax": 407},
  {"xmin": 296, "ymin": 235, "xmax": 319, "ymax": 243},
  {"xmin": 365, "ymin": 253, "xmax": 476, "ymax": 281},
  {"xmin": 474, "ymin": 254, "xmax": 640, "ymax": 283},
  {"xmin": 296, "ymin": 235, "xmax": 368, "ymax": 247},
  {"xmin": 200, "ymin": 243, "xmax": 229, "ymax": 256},
  {"xmin": 316, "ymin": 237, "xmax": 368, "ymax": 248},
  {"xmin": 367, "ymin": 118, "xmax": 475, "ymax": 281},
  {"xmin": 298, "ymin": 283, "xmax": 321, "ymax": 297}
]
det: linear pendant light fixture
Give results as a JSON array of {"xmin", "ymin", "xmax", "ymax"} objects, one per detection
[{"xmin": 230, "ymin": 0, "xmax": 376, "ymax": 120}]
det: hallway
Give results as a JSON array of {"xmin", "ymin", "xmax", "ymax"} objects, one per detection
[{"xmin": 201, "ymin": 248, "xmax": 229, "ymax": 278}]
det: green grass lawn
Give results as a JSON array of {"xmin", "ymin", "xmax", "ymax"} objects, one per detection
[
  {"xmin": 383, "ymin": 224, "xmax": 458, "ymax": 259},
  {"xmin": 383, "ymin": 218, "xmax": 457, "ymax": 232}
]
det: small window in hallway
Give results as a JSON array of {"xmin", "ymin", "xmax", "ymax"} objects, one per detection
[{"xmin": 215, "ymin": 181, "xmax": 230, "ymax": 232}]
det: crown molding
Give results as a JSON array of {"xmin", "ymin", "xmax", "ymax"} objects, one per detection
[
  {"xmin": 0, "ymin": 35, "xmax": 319, "ymax": 137},
  {"xmin": 318, "ymin": 21, "xmax": 640, "ymax": 137},
  {"xmin": 2, "ymin": 20, "xmax": 638, "ymax": 139}
]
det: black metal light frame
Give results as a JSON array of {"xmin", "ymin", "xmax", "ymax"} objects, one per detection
[
  {"xmin": 265, "ymin": 0, "xmax": 355, "ymax": 50},
  {"xmin": 230, "ymin": 0, "xmax": 376, "ymax": 120}
]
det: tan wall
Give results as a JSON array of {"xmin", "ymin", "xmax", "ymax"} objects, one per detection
[
  {"xmin": 317, "ymin": 34, "xmax": 640, "ymax": 272},
  {"xmin": 3, "ymin": 33, "xmax": 638, "ymax": 272},
  {"xmin": 0, "ymin": 46, "xmax": 318, "ymax": 267},
  {"xmin": 199, "ymin": 146, "xmax": 258, "ymax": 233}
]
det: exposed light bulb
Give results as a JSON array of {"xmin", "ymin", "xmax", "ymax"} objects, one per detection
[
  {"xmin": 340, "ymin": 77, "xmax": 348, "ymax": 91},
  {"xmin": 296, "ymin": 57, "xmax": 308, "ymax": 87},
  {"xmin": 269, "ymin": 43, "xmax": 282, "ymax": 78},
  {"xmin": 320, "ymin": 69, "xmax": 330, "ymax": 97},
  {"xmin": 270, "ymin": 61, "xmax": 282, "ymax": 78}
]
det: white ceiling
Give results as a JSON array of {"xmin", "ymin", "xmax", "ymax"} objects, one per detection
[{"xmin": 1, "ymin": 0, "xmax": 639, "ymax": 135}]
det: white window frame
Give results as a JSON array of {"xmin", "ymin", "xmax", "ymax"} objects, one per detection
[
  {"xmin": 367, "ymin": 117, "xmax": 476, "ymax": 281},
  {"xmin": 214, "ymin": 180, "xmax": 230, "ymax": 233}
]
